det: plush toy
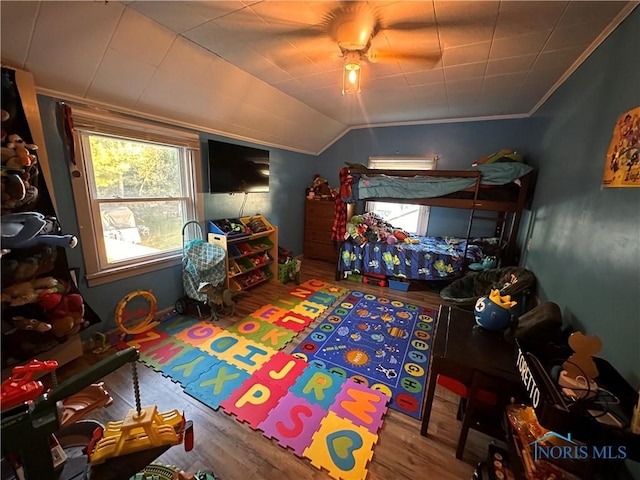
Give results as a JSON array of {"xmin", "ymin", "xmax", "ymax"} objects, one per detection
[
  {"xmin": 311, "ymin": 174, "xmax": 333, "ymax": 198},
  {"xmin": 393, "ymin": 230, "xmax": 408, "ymax": 242},
  {"xmin": 39, "ymin": 292, "xmax": 86, "ymax": 337},
  {"xmin": 1, "ymin": 276, "xmax": 60, "ymax": 306},
  {"xmin": 2, "ymin": 245, "xmax": 59, "ymax": 284},
  {"xmin": 1, "ymin": 212, "xmax": 78, "ymax": 250},
  {"xmin": 1, "ymin": 111, "xmax": 39, "ymax": 213},
  {"xmin": 472, "ymin": 149, "xmax": 522, "ymax": 167},
  {"xmin": 4, "ymin": 133, "xmax": 38, "ymax": 168}
]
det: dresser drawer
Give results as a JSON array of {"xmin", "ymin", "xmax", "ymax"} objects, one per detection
[
  {"xmin": 306, "ymin": 216, "xmax": 334, "ymax": 232},
  {"xmin": 304, "ymin": 241, "xmax": 337, "ymax": 261},
  {"xmin": 305, "ymin": 228, "xmax": 333, "ymax": 245},
  {"xmin": 305, "ymin": 199, "xmax": 335, "ymax": 221}
]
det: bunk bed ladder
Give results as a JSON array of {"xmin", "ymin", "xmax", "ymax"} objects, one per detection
[
  {"xmin": 467, "ymin": 210, "xmax": 509, "ymax": 267},
  {"xmin": 461, "ymin": 172, "xmax": 483, "ymax": 268}
]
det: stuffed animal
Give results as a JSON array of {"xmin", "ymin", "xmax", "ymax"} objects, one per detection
[
  {"xmin": 1, "ymin": 111, "xmax": 39, "ymax": 213},
  {"xmin": 39, "ymin": 292, "xmax": 86, "ymax": 337},
  {"xmin": 1, "ymin": 276, "xmax": 60, "ymax": 306},
  {"xmin": 311, "ymin": 174, "xmax": 333, "ymax": 198},
  {"xmin": 4, "ymin": 133, "xmax": 37, "ymax": 168},
  {"xmin": 1, "ymin": 212, "xmax": 78, "ymax": 250}
]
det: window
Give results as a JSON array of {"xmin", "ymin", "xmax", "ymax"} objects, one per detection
[
  {"xmin": 367, "ymin": 156, "xmax": 438, "ymax": 235},
  {"xmin": 68, "ymin": 105, "xmax": 202, "ymax": 286}
]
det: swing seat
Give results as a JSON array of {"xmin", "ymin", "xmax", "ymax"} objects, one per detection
[{"xmin": 88, "ymin": 405, "xmax": 185, "ymax": 465}]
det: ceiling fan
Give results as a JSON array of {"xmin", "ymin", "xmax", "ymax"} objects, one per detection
[
  {"xmin": 320, "ymin": 2, "xmax": 441, "ymax": 64},
  {"xmin": 269, "ymin": 2, "xmax": 443, "ymax": 94}
]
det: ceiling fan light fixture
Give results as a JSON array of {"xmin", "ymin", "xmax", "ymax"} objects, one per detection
[{"xmin": 342, "ymin": 51, "xmax": 362, "ymax": 95}]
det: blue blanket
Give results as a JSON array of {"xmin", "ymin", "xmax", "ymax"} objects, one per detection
[
  {"xmin": 350, "ymin": 163, "xmax": 533, "ymax": 201},
  {"xmin": 338, "ymin": 236, "xmax": 499, "ymax": 280}
]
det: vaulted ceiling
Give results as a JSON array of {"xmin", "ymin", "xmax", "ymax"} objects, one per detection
[{"xmin": 1, "ymin": 1, "xmax": 636, "ymax": 154}]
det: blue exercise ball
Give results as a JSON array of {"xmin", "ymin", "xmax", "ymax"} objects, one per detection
[{"xmin": 474, "ymin": 295, "xmax": 512, "ymax": 331}]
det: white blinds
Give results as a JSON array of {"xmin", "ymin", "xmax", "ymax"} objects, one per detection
[
  {"xmin": 67, "ymin": 103, "xmax": 200, "ymax": 149},
  {"xmin": 368, "ymin": 156, "xmax": 437, "ymax": 170}
]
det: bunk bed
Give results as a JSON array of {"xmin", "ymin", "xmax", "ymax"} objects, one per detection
[{"xmin": 333, "ymin": 162, "xmax": 535, "ymax": 282}]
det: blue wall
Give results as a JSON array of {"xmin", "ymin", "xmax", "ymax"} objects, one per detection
[
  {"xmin": 317, "ymin": 120, "xmax": 532, "ymax": 238},
  {"xmin": 522, "ymin": 7, "xmax": 640, "ymax": 387}
]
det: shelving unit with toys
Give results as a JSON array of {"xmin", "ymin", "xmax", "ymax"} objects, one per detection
[{"xmin": 208, "ymin": 215, "xmax": 278, "ymax": 291}]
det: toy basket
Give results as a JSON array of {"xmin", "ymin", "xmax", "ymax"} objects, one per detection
[{"xmin": 278, "ymin": 258, "xmax": 301, "ymax": 284}]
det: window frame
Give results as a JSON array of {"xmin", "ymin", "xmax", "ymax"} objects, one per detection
[
  {"xmin": 366, "ymin": 156, "xmax": 438, "ymax": 236},
  {"xmin": 67, "ymin": 104, "xmax": 203, "ymax": 287}
]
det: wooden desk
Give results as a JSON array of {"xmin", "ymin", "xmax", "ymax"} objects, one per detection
[{"xmin": 420, "ymin": 304, "xmax": 521, "ymax": 436}]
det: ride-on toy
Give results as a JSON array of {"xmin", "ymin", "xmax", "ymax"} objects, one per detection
[{"xmin": 1, "ymin": 347, "xmax": 193, "ymax": 480}]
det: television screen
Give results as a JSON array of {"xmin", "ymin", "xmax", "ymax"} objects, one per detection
[{"xmin": 208, "ymin": 140, "xmax": 270, "ymax": 193}]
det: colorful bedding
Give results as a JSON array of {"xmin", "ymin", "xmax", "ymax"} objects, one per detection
[{"xmin": 338, "ymin": 236, "xmax": 501, "ymax": 280}]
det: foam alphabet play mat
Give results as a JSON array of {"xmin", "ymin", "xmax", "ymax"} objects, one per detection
[
  {"xmin": 121, "ymin": 280, "xmax": 403, "ymax": 480},
  {"xmin": 291, "ymin": 291, "xmax": 435, "ymax": 419}
]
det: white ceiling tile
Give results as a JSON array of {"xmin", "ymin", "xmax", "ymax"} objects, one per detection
[
  {"xmin": 446, "ymin": 77, "xmax": 484, "ymax": 94},
  {"xmin": 129, "ymin": 1, "xmax": 208, "ymax": 34},
  {"xmin": 489, "ymin": 30, "xmax": 551, "ymax": 60},
  {"xmin": 158, "ymin": 36, "xmax": 214, "ymax": 86},
  {"xmin": 0, "ymin": 1, "xmax": 40, "ymax": 69},
  {"xmin": 86, "ymin": 47, "xmax": 157, "ymax": 107},
  {"xmin": 410, "ymin": 83, "xmax": 448, "ymax": 103},
  {"xmin": 532, "ymin": 46, "xmax": 584, "ymax": 73},
  {"xmin": 367, "ymin": 61, "xmax": 404, "ymax": 78},
  {"xmin": 26, "ymin": 1, "xmax": 125, "ymax": 96},
  {"xmin": 405, "ymin": 68, "xmax": 445, "ymax": 87},
  {"xmin": 377, "ymin": 1, "xmax": 436, "ymax": 27},
  {"xmin": 444, "ymin": 62, "xmax": 486, "ymax": 82},
  {"xmin": 367, "ymin": 74, "xmax": 409, "ymax": 92},
  {"xmin": 486, "ymin": 55, "xmax": 536, "ymax": 76},
  {"xmin": 557, "ymin": 1, "xmax": 629, "ymax": 28},
  {"xmin": 442, "ymin": 41, "xmax": 491, "ymax": 67},
  {"xmin": 249, "ymin": 1, "xmax": 321, "ymax": 27},
  {"xmin": 184, "ymin": 21, "xmax": 244, "ymax": 57},
  {"xmin": 130, "ymin": 1, "xmax": 245, "ymax": 34},
  {"xmin": 434, "ymin": 1, "xmax": 500, "ymax": 24},
  {"xmin": 24, "ymin": 64, "xmax": 89, "ymax": 98},
  {"xmin": 495, "ymin": 1, "xmax": 568, "ymax": 38},
  {"xmin": 110, "ymin": 7, "xmax": 175, "ymax": 67},
  {"xmin": 482, "ymin": 72, "xmax": 528, "ymax": 98},
  {"xmin": 212, "ymin": 6, "xmax": 272, "ymax": 41},
  {"xmin": 545, "ymin": 23, "xmax": 609, "ymax": 52}
]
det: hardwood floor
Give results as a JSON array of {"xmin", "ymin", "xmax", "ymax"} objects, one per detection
[{"xmin": 54, "ymin": 259, "xmax": 500, "ymax": 480}]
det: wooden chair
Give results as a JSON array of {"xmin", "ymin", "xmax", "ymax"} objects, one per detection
[{"xmin": 454, "ymin": 371, "xmax": 523, "ymax": 460}]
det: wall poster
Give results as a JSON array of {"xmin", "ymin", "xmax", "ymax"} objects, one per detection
[{"xmin": 602, "ymin": 106, "xmax": 640, "ymax": 187}]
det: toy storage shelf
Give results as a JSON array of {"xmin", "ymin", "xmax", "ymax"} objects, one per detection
[{"xmin": 208, "ymin": 215, "xmax": 278, "ymax": 291}]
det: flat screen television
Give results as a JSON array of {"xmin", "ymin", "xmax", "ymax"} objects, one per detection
[{"xmin": 208, "ymin": 139, "xmax": 270, "ymax": 193}]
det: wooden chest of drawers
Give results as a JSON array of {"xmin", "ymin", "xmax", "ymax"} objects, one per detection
[{"xmin": 304, "ymin": 198, "xmax": 337, "ymax": 262}]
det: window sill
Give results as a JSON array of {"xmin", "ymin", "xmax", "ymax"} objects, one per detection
[{"xmin": 86, "ymin": 253, "xmax": 182, "ymax": 287}]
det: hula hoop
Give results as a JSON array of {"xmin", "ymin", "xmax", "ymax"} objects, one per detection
[{"xmin": 115, "ymin": 290, "xmax": 159, "ymax": 335}]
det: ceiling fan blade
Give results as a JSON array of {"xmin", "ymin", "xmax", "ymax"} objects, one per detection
[
  {"xmin": 381, "ymin": 21, "xmax": 436, "ymax": 32},
  {"xmin": 368, "ymin": 50, "xmax": 442, "ymax": 67}
]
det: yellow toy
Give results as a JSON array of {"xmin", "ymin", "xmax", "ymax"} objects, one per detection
[
  {"xmin": 86, "ymin": 357, "xmax": 193, "ymax": 465},
  {"xmin": 488, "ymin": 288, "xmax": 518, "ymax": 309},
  {"xmin": 88, "ymin": 405, "xmax": 185, "ymax": 464},
  {"xmin": 115, "ymin": 290, "xmax": 159, "ymax": 335}
]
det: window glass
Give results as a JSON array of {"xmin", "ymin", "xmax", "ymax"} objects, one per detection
[
  {"xmin": 366, "ymin": 156, "xmax": 437, "ymax": 235},
  {"xmin": 68, "ymin": 106, "xmax": 200, "ymax": 286}
]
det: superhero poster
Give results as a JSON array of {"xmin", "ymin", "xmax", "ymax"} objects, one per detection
[{"xmin": 602, "ymin": 106, "xmax": 640, "ymax": 187}]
